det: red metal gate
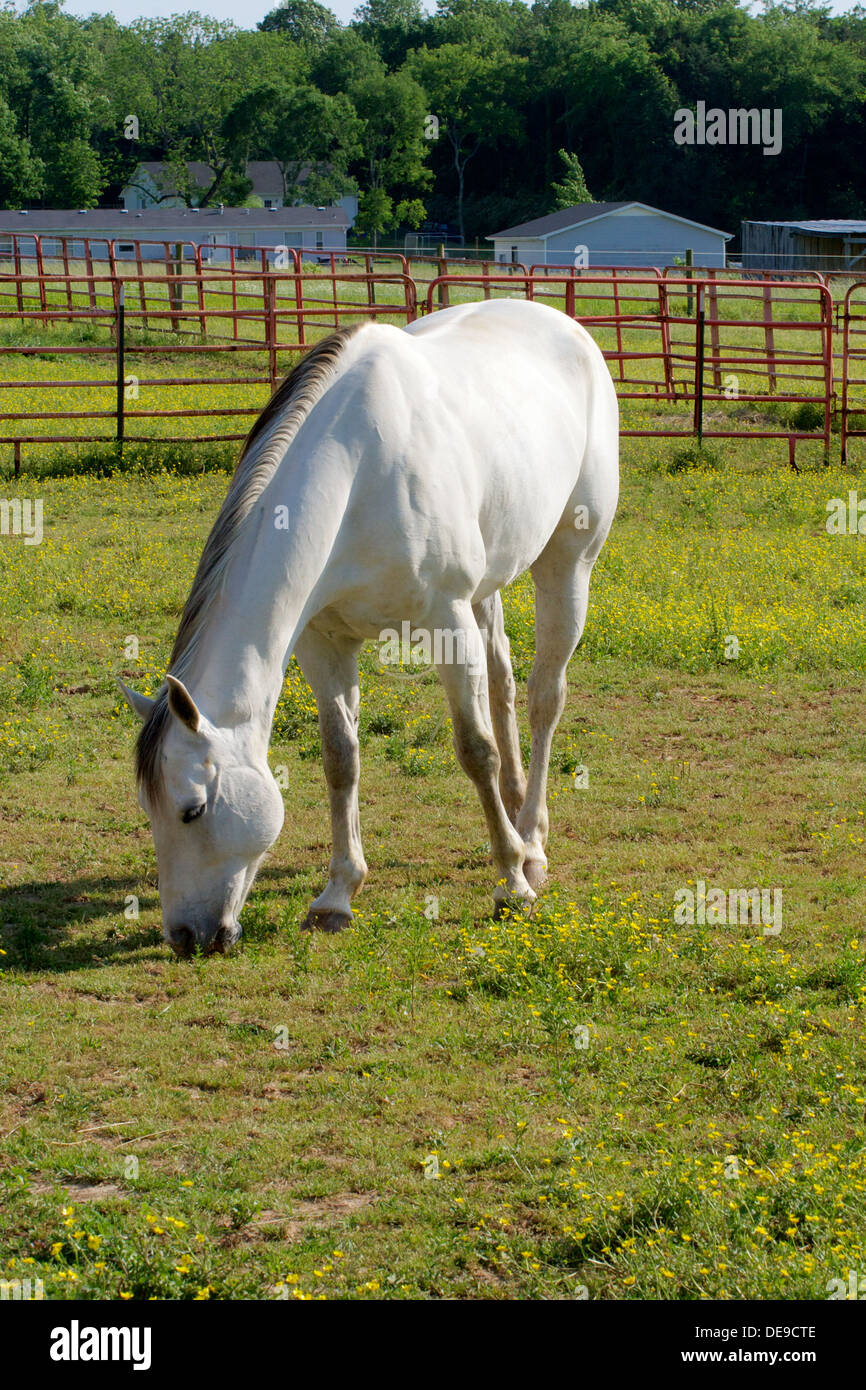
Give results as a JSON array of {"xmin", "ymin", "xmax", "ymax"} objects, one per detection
[{"xmin": 841, "ymin": 282, "xmax": 866, "ymax": 462}]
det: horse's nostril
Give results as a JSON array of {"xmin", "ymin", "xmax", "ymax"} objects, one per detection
[{"xmin": 169, "ymin": 925, "xmax": 195, "ymax": 957}]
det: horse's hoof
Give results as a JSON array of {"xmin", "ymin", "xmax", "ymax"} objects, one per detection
[
  {"xmin": 492, "ymin": 895, "xmax": 535, "ymax": 921},
  {"xmin": 301, "ymin": 909, "xmax": 352, "ymax": 934},
  {"xmin": 523, "ymin": 858, "xmax": 548, "ymax": 892}
]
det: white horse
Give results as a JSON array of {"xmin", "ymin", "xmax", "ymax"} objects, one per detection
[{"xmin": 120, "ymin": 297, "xmax": 619, "ymax": 956}]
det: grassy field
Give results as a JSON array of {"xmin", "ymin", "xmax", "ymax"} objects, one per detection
[{"xmin": 1, "ymin": 421, "xmax": 865, "ymax": 1301}]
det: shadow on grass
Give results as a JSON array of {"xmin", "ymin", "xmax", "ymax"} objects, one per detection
[{"xmin": 0, "ymin": 865, "xmax": 308, "ymax": 973}]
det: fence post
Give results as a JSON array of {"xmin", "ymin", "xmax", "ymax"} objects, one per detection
[
  {"xmin": 762, "ymin": 283, "xmax": 777, "ymax": 394},
  {"xmin": 294, "ymin": 266, "xmax": 305, "ymax": 348},
  {"xmin": 685, "ymin": 248, "xmax": 694, "ymax": 317},
  {"xmin": 136, "ymin": 241, "xmax": 148, "ymax": 331},
  {"xmin": 84, "ymin": 240, "xmax": 96, "ymax": 313},
  {"xmin": 659, "ymin": 279, "xmax": 675, "ymax": 400},
  {"xmin": 266, "ymin": 273, "xmax": 277, "ymax": 387},
  {"xmin": 437, "ymin": 242, "xmax": 447, "ymax": 308},
  {"xmin": 693, "ymin": 281, "xmax": 705, "ymax": 444},
  {"xmin": 841, "ymin": 285, "xmax": 851, "ymax": 464},
  {"xmin": 194, "ymin": 245, "xmax": 206, "ymax": 335},
  {"xmin": 13, "ymin": 237, "xmax": 23, "ymax": 316},
  {"xmin": 115, "ymin": 283, "xmax": 125, "ymax": 451},
  {"xmin": 169, "ymin": 242, "xmax": 184, "ymax": 334},
  {"xmin": 707, "ymin": 275, "xmax": 721, "ymax": 389},
  {"xmin": 14, "ymin": 441, "xmax": 21, "ymax": 478},
  {"xmin": 35, "ymin": 237, "xmax": 48, "ymax": 328},
  {"xmin": 365, "ymin": 253, "xmax": 375, "ymax": 309},
  {"xmin": 61, "ymin": 238, "xmax": 73, "ymax": 322},
  {"xmin": 612, "ymin": 270, "xmax": 625, "ymax": 381},
  {"xmin": 404, "ymin": 275, "xmax": 417, "ymax": 324}
]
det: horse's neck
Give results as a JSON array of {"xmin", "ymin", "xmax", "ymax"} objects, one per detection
[{"xmin": 182, "ymin": 446, "xmax": 352, "ymax": 742}]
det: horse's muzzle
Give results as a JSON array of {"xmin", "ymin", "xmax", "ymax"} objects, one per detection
[{"xmin": 165, "ymin": 922, "xmax": 241, "ymax": 958}]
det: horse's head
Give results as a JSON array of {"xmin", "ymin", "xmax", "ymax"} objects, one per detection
[{"xmin": 120, "ymin": 675, "xmax": 284, "ymax": 957}]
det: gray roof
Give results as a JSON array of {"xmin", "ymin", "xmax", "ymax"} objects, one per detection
[
  {"xmin": 744, "ymin": 219, "xmax": 866, "ymax": 237},
  {"xmin": 488, "ymin": 200, "xmax": 731, "ymax": 242},
  {"xmin": 489, "ymin": 203, "xmax": 631, "ymax": 240},
  {"xmin": 0, "ymin": 205, "xmax": 348, "ymax": 232},
  {"xmin": 127, "ymin": 161, "xmax": 305, "ymax": 200}
]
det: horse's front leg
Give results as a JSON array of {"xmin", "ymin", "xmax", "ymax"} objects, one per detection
[
  {"xmin": 433, "ymin": 600, "xmax": 535, "ymax": 917},
  {"xmin": 294, "ymin": 628, "xmax": 367, "ymax": 933}
]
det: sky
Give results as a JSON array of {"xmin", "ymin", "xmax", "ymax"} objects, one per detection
[{"xmin": 20, "ymin": 0, "xmax": 866, "ymax": 29}]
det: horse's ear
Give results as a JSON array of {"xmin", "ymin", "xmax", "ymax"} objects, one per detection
[
  {"xmin": 117, "ymin": 679, "xmax": 155, "ymax": 723},
  {"xmin": 166, "ymin": 674, "xmax": 201, "ymax": 733}
]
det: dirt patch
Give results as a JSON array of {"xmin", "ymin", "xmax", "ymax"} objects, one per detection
[
  {"xmin": 219, "ymin": 1192, "xmax": 377, "ymax": 1248},
  {"xmin": 29, "ymin": 1179, "xmax": 122, "ymax": 1201}
]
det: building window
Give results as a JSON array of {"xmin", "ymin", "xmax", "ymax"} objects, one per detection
[
  {"xmin": 316, "ymin": 231, "xmax": 324, "ymax": 250},
  {"xmin": 510, "ymin": 245, "xmax": 518, "ymax": 264}
]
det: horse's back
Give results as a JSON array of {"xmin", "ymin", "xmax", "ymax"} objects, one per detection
[{"xmin": 302, "ymin": 298, "xmax": 618, "ymax": 617}]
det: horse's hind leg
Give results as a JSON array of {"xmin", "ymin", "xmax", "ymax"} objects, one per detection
[
  {"xmin": 517, "ymin": 528, "xmax": 605, "ymax": 891},
  {"xmin": 473, "ymin": 592, "xmax": 526, "ymax": 824},
  {"xmin": 294, "ymin": 627, "xmax": 367, "ymax": 933},
  {"xmin": 433, "ymin": 599, "xmax": 535, "ymax": 914}
]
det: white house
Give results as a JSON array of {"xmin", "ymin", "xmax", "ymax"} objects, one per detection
[
  {"xmin": 122, "ymin": 161, "xmax": 359, "ymax": 229},
  {"xmin": 0, "ymin": 205, "xmax": 349, "ymax": 261},
  {"xmin": 487, "ymin": 201, "xmax": 732, "ymax": 269}
]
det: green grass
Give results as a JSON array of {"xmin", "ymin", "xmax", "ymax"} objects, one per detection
[{"xmin": 0, "ymin": 437, "xmax": 864, "ymax": 1300}]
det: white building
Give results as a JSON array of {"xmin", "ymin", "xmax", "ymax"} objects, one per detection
[
  {"xmin": 122, "ymin": 161, "xmax": 359, "ymax": 229},
  {"xmin": 487, "ymin": 201, "xmax": 731, "ymax": 269}
]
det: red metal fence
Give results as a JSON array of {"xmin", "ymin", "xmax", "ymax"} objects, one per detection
[
  {"xmin": 841, "ymin": 282, "xmax": 866, "ymax": 462},
  {"xmin": 1, "ymin": 233, "xmax": 864, "ymax": 470}
]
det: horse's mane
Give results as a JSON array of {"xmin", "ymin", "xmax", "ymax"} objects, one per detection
[{"xmin": 136, "ymin": 322, "xmax": 364, "ymax": 801}]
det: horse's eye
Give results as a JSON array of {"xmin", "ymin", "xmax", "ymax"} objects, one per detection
[{"xmin": 181, "ymin": 803, "xmax": 205, "ymax": 824}]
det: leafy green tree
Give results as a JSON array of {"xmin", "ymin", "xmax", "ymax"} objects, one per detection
[
  {"xmin": 551, "ymin": 149, "xmax": 594, "ymax": 209},
  {"xmin": 355, "ymin": 184, "xmax": 394, "ymax": 244},
  {"xmin": 352, "ymin": 0, "xmax": 428, "ymax": 65},
  {"xmin": 349, "ymin": 67, "xmax": 431, "ymax": 200},
  {"xmin": 259, "ymin": 0, "xmax": 341, "ymax": 45},
  {"xmin": 0, "ymin": 96, "xmax": 43, "ymax": 207},
  {"xmin": 112, "ymin": 16, "xmax": 297, "ymax": 207},
  {"xmin": 224, "ymin": 83, "xmax": 361, "ymax": 205},
  {"xmin": 396, "ymin": 196, "xmax": 426, "ymax": 228},
  {"xmin": 0, "ymin": 0, "xmax": 865, "ymax": 243},
  {"xmin": 4, "ymin": 0, "xmax": 108, "ymax": 207},
  {"xmin": 408, "ymin": 42, "xmax": 524, "ymax": 242},
  {"xmin": 309, "ymin": 27, "xmax": 385, "ymax": 95}
]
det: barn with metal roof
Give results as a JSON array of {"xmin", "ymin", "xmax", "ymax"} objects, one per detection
[{"xmin": 741, "ymin": 219, "xmax": 866, "ymax": 273}]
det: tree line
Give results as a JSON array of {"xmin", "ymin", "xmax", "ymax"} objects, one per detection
[{"xmin": 1, "ymin": 0, "xmax": 865, "ymax": 246}]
